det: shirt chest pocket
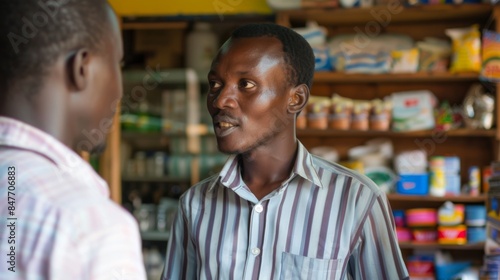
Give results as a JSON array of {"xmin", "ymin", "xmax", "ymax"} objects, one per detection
[{"xmin": 280, "ymin": 252, "xmax": 343, "ymax": 280}]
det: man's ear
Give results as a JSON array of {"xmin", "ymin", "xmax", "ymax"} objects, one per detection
[
  {"xmin": 287, "ymin": 84, "xmax": 309, "ymax": 114},
  {"xmin": 66, "ymin": 49, "xmax": 90, "ymax": 91}
]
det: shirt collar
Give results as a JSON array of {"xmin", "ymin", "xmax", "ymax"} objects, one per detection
[
  {"xmin": 0, "ymin": 117, "xmax": 109, "ymax": 196},
  {"xmin": 208, "ymin": 141, "xmax": 324, "ymax": 192}
]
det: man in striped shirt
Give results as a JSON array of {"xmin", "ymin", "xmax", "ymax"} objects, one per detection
[
  {"xmin": 162, "ymin": 23, "xmax": 409, "ymax": 279},
  {"xmin": 0, "ymin": 1, "xmax": 146, "ymax": 279}
]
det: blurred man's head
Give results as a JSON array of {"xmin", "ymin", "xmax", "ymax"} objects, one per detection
[{"xmin": 0, "ymin": 0, "xmax": 123, "ymax": 154}]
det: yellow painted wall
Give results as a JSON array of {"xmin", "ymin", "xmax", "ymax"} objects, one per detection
[{"xmin": 109, "ymin": 0, "xmax": 272, "ymax": 17}]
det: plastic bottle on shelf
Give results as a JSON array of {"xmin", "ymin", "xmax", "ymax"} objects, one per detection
[
  {"xmin": 429, "ymin": 156, "xmax": 446, "ymax": 197},
  {"xmin": 185, "ymin": 23, "xmax": 218, "ymax": 74},
  {"xmin": 468, "ymin": 165, "xmax": 481, "ymax": 196}
]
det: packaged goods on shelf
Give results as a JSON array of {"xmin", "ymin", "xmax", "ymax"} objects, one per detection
[
  {"xmin": 396, "ymin": 173, "xmax": 430, "ymax": 195},
  {"xmin": 446, "ymin": 25, "xmax": 481, "ymax": 74},
  {"xmin": 481, "ymin": 30, "xmax": 500, "ymax": 82},
  {"xmin": 417, "ymin": 38, "xmax": 451, "ymax": 73},
  {"xmin": 407, "ymin": 255, "xmax": 435, "ymax": 279},
  {"xmin": 438, "ymin": 225, "xmax": 467, "ymax": 245},
  {"xmin": 438, "ymin": 201, "xmax": 465, "ymax": 226},
  {"xmin": 394, "ymin": 150, "xmax": 428, "ymax": 174},
  {"xmin": 406, "ymin": 208, "xmax": 437, "ymax": 228},
  {"xmin": 391, "ymin": 48, "xmax": 419, "ymax": 73},
  {"xmin": 391, "ymin": 90, "xmax": 436, "ymax": 132},
  {"xmin": 162, "ymin": 89, "xmax": 187, "ymax": 132},
  {"xmin": 293, "ymin": 22, "xmax": 331, "ymax": 71},
  {"xmin": 328, "ymin": 33, "xmax": 414, "ymax": 74},
  {"xmin": 348, "ymin": 138, "xmax": 393, "ymax": 168}
]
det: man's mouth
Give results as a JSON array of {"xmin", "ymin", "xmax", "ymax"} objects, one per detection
[
  {"xmin": 214, "ymin": 116, "xmax": 239, "ymax": 137},
  {"xmin": 219, "ymin": 122, "xmax": 236, "ymax": 128}
]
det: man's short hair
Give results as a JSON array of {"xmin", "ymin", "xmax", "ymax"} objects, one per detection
[
  {"xmin": 231, "ymin": 23, "xmax": 315, "ymax": 89},
  {"xmin": 0, "ymin": 0, "xmax": 110, "ymax": 97}
]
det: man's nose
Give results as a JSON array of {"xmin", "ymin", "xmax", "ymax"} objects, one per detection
[{"xmin": 212, "ymin": 84, "xmax": 238, "ymax": 110}]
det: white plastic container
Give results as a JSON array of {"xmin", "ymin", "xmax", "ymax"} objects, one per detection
[{"xmin": 185, "ymin": 23, "xmax": 218, "ymax": 74}]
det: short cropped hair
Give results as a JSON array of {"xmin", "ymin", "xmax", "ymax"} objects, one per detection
[
  {"xmin": 231, "ymin": 23, "xmax": 315, "ymax": 89},
  {"xmin": 0, "ymin": 0, "xmax": 110, "ymax": 97}
]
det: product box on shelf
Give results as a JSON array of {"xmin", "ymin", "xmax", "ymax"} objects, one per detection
[
  {"xmin": 396, "ymin": 173, "xmax": 429, "ymax": 195},
  {"xmin": 391, "ymin": 90, "xmax": 436, "ymax": 132}
]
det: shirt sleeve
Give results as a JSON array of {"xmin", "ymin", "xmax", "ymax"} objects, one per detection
[
  {"xmin": 162, "ymin": 198, "xmax": 197, "ymax": 280},
  {"xmin": 54, "ymin": 203, "xmax": 147, "ymax": 280},
  {"xmin": 75, "ymin": 213, "xmax": 148, "ymax": 280},
  {"xmin": 347, "ymin": 194, "xmax": 409, "ymax": 280}
]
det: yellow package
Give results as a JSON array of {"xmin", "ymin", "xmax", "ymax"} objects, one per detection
[
  {"xmin": 481, "ymin": 30, "xmax": 500, "ymax": 82},
  {"xmin": 446, "ymin": 25, "xmax": 481, "ymax": 73}
]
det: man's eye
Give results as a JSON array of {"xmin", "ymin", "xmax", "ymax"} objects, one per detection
[
  {"xmin": 210, "ymin": 81, "xmax": 222, "ymax": 89},
  {"xmin": 240, "ymin": 80, "xmax": 256, "ymax": 89}
]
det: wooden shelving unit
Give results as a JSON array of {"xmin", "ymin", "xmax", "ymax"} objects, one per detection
[
  {"xmin": 276, "ymin": 4, "xmax": 499, "ymax": 269},
  {"xmin": 122, "ymin": 175, "xmax": 190, "ymax": 183},
  {"xmin": 313, "ymin": 72, "xmax": 480, "ymax": 83},
  {"xmin": 398, "ymin": 242, "xmax": 485, "ymax": 250},
  {"xmin": 297, "ymin": 128, "xmax": 496, "ymax": 138},
  {"xmin": 387, "ymin": 194, "xmax": 487, "ymax": 203},
  {"xmin": 276, "ymin": 4, "xmax": 492, "ymax": 26}
]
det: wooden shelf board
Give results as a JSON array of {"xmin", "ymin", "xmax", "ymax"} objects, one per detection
[
  {"xmin": 313, "ymin": 72, "xmax": 479, "ymax": 83},
  {"xmin": 122, "ymin": 175, "xmax": 189, "ymax": 183},
  {"xmin": 387, "ymin": 194, "xmax": 487, "ymax": 203},
  {"xmin": 121, "ymin": 21, "xmax": 188, "ymax": 30},
  {"xmin": 297, "ymin": 128, "xmax": 496, "ymax": 138},
  {"xmin": 280, "ymin": 4, "xmax": 492, "ymax": 25},
  {"xmin": 399, "ymin": 241, "xmax": 484, "ymax": 250},
  {"xmin": 121, "ymin": 131, "xmax": 184, "ymax": 139}
]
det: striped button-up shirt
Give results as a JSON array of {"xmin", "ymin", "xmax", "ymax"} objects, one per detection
[
  {"xmin": 162, "ymin": 142, "xmax": 409, "ymax": 279},
  {"xmin": 0, "ymin": 117, "xmax": 146, "ymax": 280}
]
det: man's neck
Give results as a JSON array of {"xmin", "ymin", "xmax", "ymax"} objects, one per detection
[{"xmin": 239, "ymin": 139, "xmax": 298, "ymax": 200}]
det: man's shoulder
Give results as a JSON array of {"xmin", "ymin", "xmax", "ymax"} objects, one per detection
[{"xmin": 182, "ymin": 174, "xmax": 220, "ymax": 199}]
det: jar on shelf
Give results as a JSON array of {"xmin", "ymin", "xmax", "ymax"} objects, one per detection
[
  {"xmin": 369, "ymin": 98, "xmax": 392, "ymax": 131},
  {"xmin": 135, "ymin": 203, "xmax": 157, "ymax": 232},
  {"xmin": 307, "ymin": 96, "xmax": 330, "ymax": 130},
  {"xmin": 329, "ymin": 94, "xmax": 353, "ymax": 130},
  {"xmin": 351, "ymin": 100, "xmax": 371, "ymax": 131}
]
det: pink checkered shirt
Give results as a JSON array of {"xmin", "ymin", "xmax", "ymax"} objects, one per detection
[{"xmin": 0, "ymin": 117, "xmax": 146, "ymax": 280}]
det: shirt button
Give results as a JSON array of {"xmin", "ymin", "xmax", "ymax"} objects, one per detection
[
  {"xmin": 251, "ymin": 248, "xmax": 261, "ymax": 256},
  {"xmin": 254, "ymin": 204, "xmax": 263, "ymax": 213}
]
